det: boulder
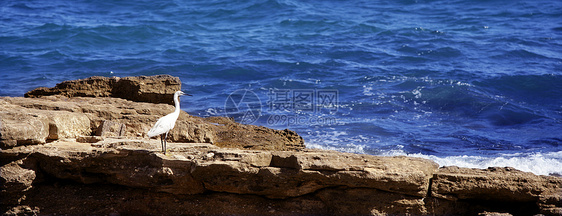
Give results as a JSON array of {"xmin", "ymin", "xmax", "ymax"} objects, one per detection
[
  {"xmin": 41, "ymin": 110, "xmax": 91, "ymax": 140},
  {"xmin": 0, "ymin": 102, "xmax": 91, "ymax": 148},
  {"xmin": 316, "ymin": 188, "xmax": 427, "ymax": 215},
  {"xmin": 0, "ymin": 110, "xmax": 49, "ymax": 149},
  {"xmin": 431, "ymin": 166, "xmax": 562, "ymax": 202},
  {"xmin": 431, "ymin": 166, "xmax": 562, "ymax": 215},
  {"xmin": 206, "ymin": 116, "xmax": 304, "ymax": 151},
  {"xmin": 0, "ymin": 160, "xmax": 36, "ymax": 205},
  {"xmin": 24, "ymin": 75, "xmax": 181, "ymax": 105},
  {"xmin": 539, "ymin": 189, "xmax": 562, "ymax": 215},
  {"xmin": 112, "ymin": 75, "xmax": 181, "ymax": 105}
]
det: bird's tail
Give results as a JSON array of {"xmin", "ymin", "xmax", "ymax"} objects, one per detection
[{"xmin": 147, "ymin": 129, "xmax": 158, "ymax": 137}]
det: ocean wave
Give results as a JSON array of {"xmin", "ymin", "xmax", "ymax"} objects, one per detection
[
  {"xmin": 358, "ymin": 74, "xmax": 555, "ymax": 128},
  {"xmin": 308, "ymin": 142, "xmax": 562, "ymax": 176},
  {"xmin": 408, "ymin": 152, "xmax": 562, "ymax": 176}
]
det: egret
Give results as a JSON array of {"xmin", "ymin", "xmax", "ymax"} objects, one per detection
[{"xmin": 147, "ymin": 90, "xmax": 191, "ymax": 153}]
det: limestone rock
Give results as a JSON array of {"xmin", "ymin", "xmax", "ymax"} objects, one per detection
[
  {"xmin": 0, "ymin": 110, "xmax": 49, "ymax": 148},
  {"xmin": 0, "ymin": 103, "xmax": 91, "ymax": 148},
  {"xmin": 316, "ymin": 188, "xmax": 427, "ymax": 215},
  {"xmin": 95, "ymin": 120, "xmax": 126, "ymax": 137},
  {"xmin": 112, "ymin": 75, "xmax": 181, "ymax": 105},
  {"xmin": 431, "ymin": 166, "xmax": 562, "ymax": 203},
  {"xmin": 168, "ymin": 112, "xmax": 217, "ymax": 144},
  {"xmin": 42, "ymin": 110, "xmax": 91, "ymax": 140},
  {"xmin": 539, "ymin": 189, "xmax": 562, "ymax": 215},
  {"xmin": 1, "ymin": 139, "xmax": 439, "ymax": 199},
  {"xmin": 7, "ymin": 75, "xmax": 304, "ymax": 150},
  {"xmin": 0, "ymin": 160, "xmax": 36, "ymax": 205},
  {"xmin": 1, "ymin": 139, "xmax": 561, "ymax": 215},
  {"xmin": 76, "ymin": 136, "xmax": 104, "ymax": 143},
  {"xmin": 29, "ymin": 140, "xmax": 206, "ymax": 195},
  {"xmin": 258, "ymin": 151, "xmax": 437, "ymax": 198},
  {"xmin": 207, "ymin": 116, "xmax": 304, "ymax": 151},
  {"xmin": 0, "ymin": 96, "xmax": 302, "ymax": 151},
  {"xmin": 24, "ymin": 75, "xmax": 181, "ymax": 105},
  {"xmin": 0, "ymin": 139, "xmax": 437, "ymax": 206},
  {"xmin": 25, "ymin": 76, "xmax": 115, "ymax": 98}
]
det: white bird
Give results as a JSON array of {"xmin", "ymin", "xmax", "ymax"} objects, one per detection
[{"xmin": 147, "ymin": 90, "xmax": 191, "ymax": 153}]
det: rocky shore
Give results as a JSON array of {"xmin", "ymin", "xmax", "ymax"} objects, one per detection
[{"xmin": 1, "ymin": 75, "xmax": 561, "ymax": 215}]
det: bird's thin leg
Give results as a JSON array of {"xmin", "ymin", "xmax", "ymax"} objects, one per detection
[
  {"xmin": 164, "ymin": 131, "xmax": 169, "ymax": 153},
  {"xmin": 160, "ymin": 134, "xmax": 165, "ymax": 152}
]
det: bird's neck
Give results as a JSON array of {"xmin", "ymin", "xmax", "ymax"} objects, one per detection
[{"xmin": 174, "ymin": 94, "xmax": 181, "ymax": 113}]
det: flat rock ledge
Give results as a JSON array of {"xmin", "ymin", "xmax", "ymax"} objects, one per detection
[{"xmin": 1, "ymin": 139, "xmax": 561, "ymax": 216}]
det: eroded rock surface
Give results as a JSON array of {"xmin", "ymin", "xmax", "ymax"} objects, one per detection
[
  {"xmin": 24, "ymin": 75, "xmax": 181, "ymax": 105},
  {"xmin": 0, "ymin": 96, "xmax": 304, "ymax": 151},
  {"xmin": 1, "ymin": 139, "xmax": 560, "ymax": 215}
]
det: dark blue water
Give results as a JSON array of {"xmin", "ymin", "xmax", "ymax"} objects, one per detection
[{"xmin": 1, "ymin": 0, "xmax": 561, "ymax": 175}]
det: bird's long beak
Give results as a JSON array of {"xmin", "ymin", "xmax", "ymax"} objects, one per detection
[{"xmin": 180, "ymin": 91, "xmax": 192, "ymax": 96}]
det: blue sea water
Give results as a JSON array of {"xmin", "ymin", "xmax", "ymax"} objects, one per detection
[{"xmin": 1, "ymin": 0, "xmax": 561, "ymax": 175}]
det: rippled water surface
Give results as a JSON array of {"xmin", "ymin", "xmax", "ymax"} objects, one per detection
[{"xmin": 1, "ymin": 0, "xmax": 561, "ymax": 175}]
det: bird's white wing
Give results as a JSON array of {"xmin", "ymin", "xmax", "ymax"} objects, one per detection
[{"xmin": 147, "ymin": 114, "xmax": 175, "ymax": 137}]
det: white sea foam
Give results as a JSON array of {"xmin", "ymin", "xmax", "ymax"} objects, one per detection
[
  {"xmin": 406, "ymin": 152, "xmax": 562, "ymax": 176},
  {"xmin": 306, "ymin": 142, "xmax": 367, "ymax": 154},
  {"xmin": 307, "ymin": 143, "xmax": 562, "ymax": 176}
]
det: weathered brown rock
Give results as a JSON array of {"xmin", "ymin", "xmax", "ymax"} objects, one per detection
[
  {"xmin": 316, "ymin": 188, "xmax": 427, "ymax": 215},
  {"xmin": 2, "ymin": 139, "xmax": 560, "ymax": 215},
  {"xmin": 5, "ymin": 75, "xmax": 305, "ymax": 150},
  {"xmin": 0, "ymin": 139, "xmax": 438, "ymax": 215},
  {"xmin": 24, "ymin": 75, "xmax": 181, "ymax": 105},
  {"xmin": 431, "ymin": 166, "xmax": 562, "ymax": 202},
  {"xmin": 76, "ymin": 136, "xmax": 104, "ymax": 143},
  {"xmin": 41, "ymin": 110, "xmax": 91, "ymax": 140},
  {"xmin": 539, "ymin": 189, "xmax": 562, "ymax": 215},
  {"xmin": 431, "ymin": 166, "xmax": 562, "ymax": 215},
  {"xmin": 28, "ymin": 140, "xmax": 206, "ymax": 195},
  {"xmin": 1, "ymin": 139, "xmax": 436, "ymax": 199},
  {"xmin": 0, "ymin": 103, "xmax": 90, "ymax": 149},
  {"xmin": 6, "ymin": 183, "xmax": 331, "ymax": 216},
  {"xmin": 0, "ymin": 96, "xmax": 303, "ymax": 151},
  {"xmin": 0, "ymin": 160, "xmax": 36, "ymax": 205},
  {"xmin": 95, "ymin": 120, "xmax": 126, "ymax": 137},
  {"xmin": 207, "ymin": 116, "xmax": 305, "ymax": 151},
  {"xmin": 192, "ymin": 150, "xmax": 436, "ymax": 198},
  {"xmin": 0, "ymin": 109, "xmax": 49, "ymax": 148}
]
